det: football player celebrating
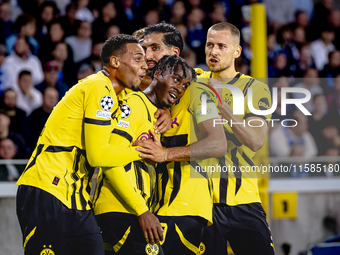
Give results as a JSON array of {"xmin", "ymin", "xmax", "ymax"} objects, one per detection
[
  {"xmin": 135, "ymin": 22, "xmax": 228, "ymax": 254},
  {"xmin": 199, "ymin": 22, "xmax": 275, "ymax": 255},
  {"xmin": 16, "ymin": 34, "xmax": 148, "ymax": 255},
  {"xmin": 93, "ymin": 55, "xmax": 195, "ymax": 255}
]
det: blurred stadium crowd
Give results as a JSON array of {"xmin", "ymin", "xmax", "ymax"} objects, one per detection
[{"xmin": 0, "ymin": 0, "xmax": 340, "ymax": 180}]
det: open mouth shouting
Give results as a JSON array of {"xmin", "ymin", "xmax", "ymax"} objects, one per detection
[
  {"xmin": 147, "ymin": 60, "xmax": 157, "ymax": 69},
  {"xmin": 168, "ymin": 91, "xmax": 179, "ymax": 104},
  {"xmin": 209, "ymin": 57, "xmax": 219, "ymax": 65}
]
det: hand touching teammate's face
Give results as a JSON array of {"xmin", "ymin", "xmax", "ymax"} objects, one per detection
[{"xmin": 116, "ymin": 43, "xmax": 147, "ymax": 91}]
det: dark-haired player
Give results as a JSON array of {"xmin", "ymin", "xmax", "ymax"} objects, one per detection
[
  {"xmin": 94, "ymin": 54, "xmax": 195, "ymax": 255},
  {"xmin": 135, "ymin": 22, "xmax": 228, "ymax": 254},
  {"xmin": 16, "ymin": 34, "xmax": 147, "ymax": 255},
  {"xmin": 198, "ymin": 22, "xmax": 275, "ymax": 255}
]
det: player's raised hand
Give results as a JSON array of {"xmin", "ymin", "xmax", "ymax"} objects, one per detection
[
  {"xmin": 154, "ymin": 108, "xmax": 172, "ymax": 134},
  {"xmin": 138, "ymin": 210, "xmax": 164, "ymax": 245},
  {"xmin": 134, "ymin": 130, "xmax": 167, "ymax": 162}
]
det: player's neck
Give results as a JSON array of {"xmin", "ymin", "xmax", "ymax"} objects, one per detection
[
  {"xmin": 211, "ymin": 67, "xmax": 237, "ymax": 80},
  {"xmin": 144, "ymin": 80, "xmax": 160, "ymax": 107},
  {"xmin": 102, "ymin": 66, "xmax": 124, "ymax": 94}
]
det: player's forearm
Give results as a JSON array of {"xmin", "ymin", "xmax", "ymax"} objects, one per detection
[
  {"xmin": 217, "ymin": 102, "xmax": 265, "ymax": 151},
  {"xmin": 103, "ymin": 166, "xmax": 149, "ymax": 216},
  {"xmin": 85, "ymin": 124, "xmax": 141, "ymax": 167},
  {"xmin": 165, "ymin": 136, "xmax": 227, "ymax": 161}
]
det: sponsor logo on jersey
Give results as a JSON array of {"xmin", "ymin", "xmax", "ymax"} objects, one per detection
[
  {"xmin": 117, "ymin": 120, "xmax": 129, "ymax": 129},
  {"xmin": 96, "ymin": 110, "xmax": 111, "ymax": 119}
]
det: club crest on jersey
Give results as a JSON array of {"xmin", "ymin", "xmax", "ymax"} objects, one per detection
[
  {"xmin": 120, "ymin": 104, "xmax": 131, "ymax": 119},
  {"xmin": 258, "ymin": 97, "xmax": 270, "ymax": 110},
  {"xmin": 40, "ymin": 245, "xmax": 55, "ymax": 255},
  {"xmin": 100, "ymin": 95, "xmax": 113, "ymax": 111},
  {"xmin": 145, "ymin": 243, "xmax": 159, "ymax": 255}
]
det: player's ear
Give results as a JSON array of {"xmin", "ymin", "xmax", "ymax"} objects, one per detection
[
  {"xmin": 153, "ymin": 70, "xmax": 161, "ymax": 80},
  {"xmin": 172, "ymin": 47, "xmax": 180, "ymax": 56},
  {"xmin": 110, "ymin": 56, "xmax": 120, "ymax": 68},
  {"xmin": 234, "ymin": 45, "xmax": 242, "ymax": 59}
]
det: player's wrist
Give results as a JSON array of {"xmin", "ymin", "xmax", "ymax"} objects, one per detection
[{"xmin": 163, "ymin": 148, "xmax": 168, "ymax": 162}]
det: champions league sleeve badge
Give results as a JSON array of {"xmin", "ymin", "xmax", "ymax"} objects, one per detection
[
  {"xmin": 120, "ymin": 104, "xmax": 131, "ymax": 119},
  {"xmin": 100, "ymin": 96, "xmax": 114, "ymax": 111}
]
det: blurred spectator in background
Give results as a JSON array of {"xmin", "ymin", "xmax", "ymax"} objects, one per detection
[
  {"xmin": 207, "ymin": 2, "xmax": 228, "ymax": 26},
  {"xmin": 144, "ymin": 9, "xmax": 160, "ymax": 27},
  {"xmin": 50, "ymin": 42, "xmax": 74, "ymax": 85},
  {"xmin": 235, "ymin": 56, "xmax": 249, "ymax": 75},
  {"xmin": 291, "ymin": 0, "xmax": 314, "ymax": 23},
  {"xmin": 320, "ymin": 50, "xmax": 340, "ymax": 94},
  {"xmin": 268, "ymin": 53, "xmax": 290, "ymax": 77},
  {"xmin": 92, "ymin": 1, "xmax": 120, "ymax": 41},
  {"xmin": 38, "ymin": 20, "xmax": 66, "ymax": 64},
  {"xmin": 264, "ymin": 0, "xmax": 295, "ymax": 31},
  {"xmin": 36, "ymin": 61, "xmax": 69, "ymax": 100},
  {"xmin": 75, "ymin": 0, "xmax": 94, "ymax": 22},
  {"xmin": 326, "ymin": 74, "xmax": 340, "ymax": 127},
  {"xmin": 76, "ymin": 41, "xmax": 103, "ymax": 76},
  {"xmin": 0, "ymin": 88, "xmax": 33, "ymax": 148},
  {"xmin": 5, "ymin": 13, "xmax": 39, "ymax": 56},
  {"xmin": 120, "ymin": 0, "xmax": 142, "ymax": 34},
  {"xmin": 169, "ymin": 0, "xmax": 186, "ymax": 24},
  {"xmin": 310, "ymin": 26, "xmax": 335, "ymax": 71},
  {"xmin": 0, "ymin": 110, "xmax": 29, "ymax": 158},
  {"xmin": 267, "ymin": 33, "xmax": 280, "ymax": 65},
  {"xmin": 65, "ymin": 20, "xmax": 92, "ymax": 63},
  {"xmin": 291, "ymin": 10, "xmax": 315, "ymax": 42},
  {"xmin": 35, "ymin": 1, "xmax": 59, "ymax": 43},
  {"xmin": 15, "ymin": 70, "xmax": 42, "ymax": 116},
  {"xmin": 293, "ymin": 68, "xmax": 323, "ymax": 112},
  {"xmin": 181, "ymin": 47, "xmax": 197, "ymax": 68},
  {"xmin": 290, "ymin": 43, "xmax": 315, "ymax": 77},
  {"xmin": 308, "ymin": 94, "xmax": 329, "ymax": 153},
  {"xmin": 276, "ymin": 25, "xmax": 293, "ymax": 50},
  {"xmin": 320, "ymin": 124, "xmax": 340, "ymax": 155},
  {"xmin": 0, "ymin": 44, "xmax": 7, "ymax": 95},
  {"xmin": 311, "ymin": 0, "xmax": 334, "ymax": 36},
  {"xmin": 0, "ymin": 138, "xmax": 25, "ymax": 181},
  {"xmin": 269, "ymin": 111, "xmax": 318, "ymax": 157},
  {"xmin": 174, "ymin": 23, "xmax": 189, "ymax": 49},
  {"xmin": 29, "ymin": 87, "xmax": 58, "ymax": 144},
  {"xmin": 270, "ymin": 76, "xmax": 291, "ymax": 121},
  {"xmin": 60, "ymin": 3, "xmax": 78, "ymax": 37},
  {"xmin": 76, "ymin": 63, "xmax": 95, "ymax": 81},
  {"xmin": 328, "ymin": 10, "xmax": 340, "ymax": 48},
  {"xmin": 106, "ymin": 25, "xmax": 121, "ymax": 39},
  {"xmin": 186, "ymin": 7, "xmax": 206, "ymax": 63},
  {"xmin": 2, "ymin": 35, "xmax": 44, "ymax": 90},
  {"xmin": 0, "ymin": 2, "xmax": 13, "ymax": 43}
]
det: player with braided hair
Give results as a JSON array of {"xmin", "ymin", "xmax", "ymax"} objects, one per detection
[{"xmin": 93, "ymin": 54, "xmax": 194, "ymax": 255}]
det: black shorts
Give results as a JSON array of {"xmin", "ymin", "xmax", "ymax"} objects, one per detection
[
  {"xmin": 16, "ymin": 185, "xmax": 104, "ymax": 255},
  {"xmin": 157, "ymin": 215, "xmax": 207, "ymax": 255},
  {"xmin": 96, "ymin": 212, "xmax": 164, "ymax": 255},
  {"xmin": 203, "ymin": 203, "xmax": 275, "ymax": 255}
]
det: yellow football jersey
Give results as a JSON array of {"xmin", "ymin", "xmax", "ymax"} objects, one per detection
[
  {"xmin": 153, "ymin": 83, "xmax": 219, "ymax": 225},
  {"xmin": 94, "ymin": 92, "xmax": 160, "ymax": 216},
  {"xmin": 17, "ymin": 71, "xmax": 140, "ymax": 210},
  {"xmin": 197, "ymin": 71, "xmax": 272, "ymax": 206}
]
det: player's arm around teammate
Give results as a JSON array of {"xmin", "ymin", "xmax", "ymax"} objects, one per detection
[{"xmin": 93, "ymin": 55, "xmax": 194, "ymax": 255}]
